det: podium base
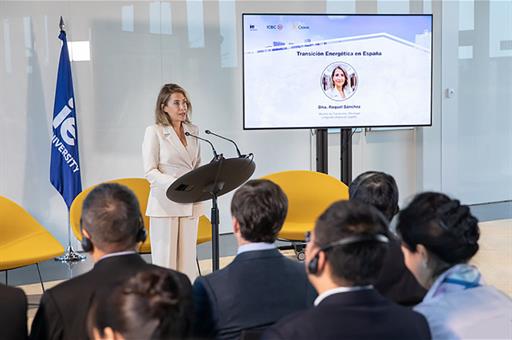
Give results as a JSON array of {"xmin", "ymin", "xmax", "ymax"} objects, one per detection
[{"xmin": 54, "ymin": 246, "xmax": 86, "ymax": 263}]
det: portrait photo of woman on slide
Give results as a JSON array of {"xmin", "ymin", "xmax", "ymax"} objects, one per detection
[{"xmin": 322, "ymin": 62, "xmax": 357, "ymax": 101}]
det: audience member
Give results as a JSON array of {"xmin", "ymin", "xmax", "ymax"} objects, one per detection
[
  {"xmin": 349, "ymin": 171, "xmax": 426, "ymax": 305},
  {"xmin": 193, "ymin": 179, "xmax": 315, "ymax": 340},
  {"xmin": 397, "ymin": 192, "xmax": 512, "ymax": 339},
  {"xmin": 263, "ymin": 200, "xmax": 431, "ymax": 340},
  {"xmin": 30, "ymin": 183, "xmax": 192, "ymax": 340},
  {"xmin": 0, "ymin": 283, "xmax": 28, "ymax": 340},
  {"xmin": 88, "ymin": 268, "xmax": 192, "ymax": 340}
]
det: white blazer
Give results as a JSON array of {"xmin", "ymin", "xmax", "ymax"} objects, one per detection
[
  {"xmin": 142, "ymin": 123, "xmax": 203, "ymax": 217},
  {"xmin": 326, "ymin": 86, "xmax": 353, "ymax": 100}
]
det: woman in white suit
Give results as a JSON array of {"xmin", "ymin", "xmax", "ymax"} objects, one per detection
[{"xmin": 142, "ymin": 83, "xmax": 203, "ymax": 280}]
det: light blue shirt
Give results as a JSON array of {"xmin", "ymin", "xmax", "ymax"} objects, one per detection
[
  {"xmin": 414, "ymin": 265, "xmax": 512, "ymax": 340},
  {"xmin": 237, "ymin": 242, "xmax": 276, "ymax": 255}
]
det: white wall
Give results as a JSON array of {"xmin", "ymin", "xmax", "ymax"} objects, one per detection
[
  {"xmin": 0, "ymin": 1, "xmax": 316, "ymax": 245},
  {"xmin": 1, "ymin": 1, "xmax": 510, "ymax": 248}
]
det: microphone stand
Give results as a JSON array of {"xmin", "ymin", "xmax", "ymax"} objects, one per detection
[
  {"xmin": 205, "ymin": 130, "xmax": 248, "ymax": 158},
  {"xmin": 184, "ymin": 131, "xmax": 223, "ymax": 270},
  {"xmin": 185, "ymin": 131, "xmax": 223, "ymax": 161}
]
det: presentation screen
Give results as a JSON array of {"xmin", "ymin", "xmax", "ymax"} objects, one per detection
[{"xmin": 243, "ymin": 14, "xmax": 433, "ymax": 130}]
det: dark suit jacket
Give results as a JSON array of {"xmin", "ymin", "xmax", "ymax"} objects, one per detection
[
  {"xmin": 29, "ymin": 253, "xmax": 192, "ymax": 340},
  {"xmin": 193, "ymin": 248, "xmax": 316, "ymax": 340},
  {"xmin": 375, "ymin": 235, "xmax": 427, "ymax": 306},
  {"xmin": 0, "ymin": 283, "xmax": 28, "ymax": 340},
  {"xmin": 263, "ymin": 289, "xmax": 431, "ymax": 340}
]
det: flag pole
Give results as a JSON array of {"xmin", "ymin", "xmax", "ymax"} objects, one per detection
[
  {"xmin": 53, "ymin": 16, "xmax": 85, "ymax": 263},
  {"xmin": 55, "ymin": 209, "xmax": 85, "ymax": 263}
]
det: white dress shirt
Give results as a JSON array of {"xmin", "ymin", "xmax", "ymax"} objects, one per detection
[
  {"xmin": 314, "ymin": 285, "xmax": 373, "ymax": 306},
  {"xmin": 97, "ymin": 250, "xmax": 137, "ymax": 262}
]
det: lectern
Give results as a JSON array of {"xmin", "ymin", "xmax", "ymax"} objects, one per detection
[{"xmin": 167, "ymin": 156, "xmax": 255, "ymax": 271}]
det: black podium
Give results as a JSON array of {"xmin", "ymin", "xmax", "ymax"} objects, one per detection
[{"xmin": 166, "ymin": 157, "xmax": 256, "ymax": 271}]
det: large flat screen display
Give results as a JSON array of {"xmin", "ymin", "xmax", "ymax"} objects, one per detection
[{"xmin": 243, "ymin": 14, "xmax": 433, "ymax": 129}]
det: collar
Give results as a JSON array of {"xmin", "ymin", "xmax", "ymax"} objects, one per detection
[
  {"xmin": 237, "ymin": 242, "xmax": 276, "ymax": 255},
  {"xmin": 425, "ymin": 264, "xmax": 483, "ymax": 300},
  {"xmin": 314, "ymin": 285, "xmax": 373, "ymax": 306},
  {"xmin": 162, "ymin": 122, "xmax": 192, "ymax": 135},
  {"xmin": 97, "ymin": 250, "xmax": 138, "ymax": 262}
]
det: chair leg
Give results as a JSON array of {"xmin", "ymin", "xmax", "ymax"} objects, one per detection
[
  {"xmin": 292, "ymin": 242, "xmax": 306, "ymax": 261},
  {"xmin": 36, "ymin": 263, "xmax": 45, "ymax": 293},
  {"xmin": 196, "ymin": 257, "xmax": 202, "ymax": 276}
]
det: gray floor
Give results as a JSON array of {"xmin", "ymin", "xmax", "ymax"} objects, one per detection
[
  {"xmin": 469, "ymin": 200, "xmax": 512, "ymax": 222},
  {"xmin": 2, "ymin": 201, "xmax": 510, "ymax": 286}
]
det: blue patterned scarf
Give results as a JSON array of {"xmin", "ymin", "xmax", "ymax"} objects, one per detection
[{"xmin": 427, "ymin": 264, "xmax": 483, "ymax": 299}]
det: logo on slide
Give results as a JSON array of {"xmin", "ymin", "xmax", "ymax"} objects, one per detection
[
  {"xmin": 293, "ymin": 24, "xmax": 310, "ymax": 31},
  {"xmin": 266, "ymin": 24, "xmax": 284, "ymax": 31}
]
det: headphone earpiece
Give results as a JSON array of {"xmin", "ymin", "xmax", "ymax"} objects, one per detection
[
  {"xmin": 136, "ymin": 228, "xmax": 147, "ymax": 243},
  {"xmin": 136, "ymin": 214, "xmax": 147, "ymax": 243},
  {"xmin": 81, "ymin": 236, "xmax": 93, "ymax": 252},
  {"xmin": 307, "ymin": 253, "xmax": 320, "ymax": 275},
  {"xmin": 80, "ymin": 217, "xmax": 93, "ymax": 252}
]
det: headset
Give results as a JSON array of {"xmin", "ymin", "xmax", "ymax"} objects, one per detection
[
  {"xmin": 349, "ymin": 171, "xmax": 399, "ymax": 217},
  {"xmin": 307, "ymin": 234, "xmax": 389, "ymax": 275},
  {"xmin": 80, "ymin": 214, "xmax": 147, "ymax": 252},
  {"xmin": 349, "ymin": 171, "xmax": 380, "ymax": 198}
]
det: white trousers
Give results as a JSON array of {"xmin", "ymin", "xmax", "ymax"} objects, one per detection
[{"xmin": 149, "ymin": 216, "xmax": 199, "ymax": 281}]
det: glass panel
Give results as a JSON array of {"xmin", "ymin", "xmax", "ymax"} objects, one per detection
[
  {"xmin": 121, "ymin": 5, "xmax": 134, "ymax": 32},
  {"xmin": 187, "ymin": 0, "xmax": 204, "ymax": 48},
  {"xmin": 459, "ymin": 0, "xmax": 474, "ymax": 31},
  {"xmin": 219, "ymin": 0, "xmax": 237, "ymax": 68},
  {"xmin": 326, "ymin": 0, "xmax": 356, "ymax": 13},
  {"xmin": 378, "ymin": 0, "xmax": 410, "ymax": 14},
  {"xmin": 489, "ymin": 0, "xmax": 512, "ymax": 58},
  {"xmin": 442, "ymin": 0, "xmax": 512, "ymax": 204},
  {"xmin": 3, "ymin": 19, "xmax": 12, "ymax": 73}
]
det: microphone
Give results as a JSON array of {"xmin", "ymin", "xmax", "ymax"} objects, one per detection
[
  {"xmin": 185, "ymin": 132, "xmax": 222, "ymax": 161},
  {"xmin": 205, "ymin": 130, "xmax": 245, "ymax": 158}
]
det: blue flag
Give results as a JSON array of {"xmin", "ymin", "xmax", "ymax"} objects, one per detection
[{"xmin": 50, "ymin": 30, "xmax": 82, "ymax": 209}]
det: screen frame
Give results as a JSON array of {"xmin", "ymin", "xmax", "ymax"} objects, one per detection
[{"xmin": 242, "ymin": 13, "xmax": 434, "ymax": 131}]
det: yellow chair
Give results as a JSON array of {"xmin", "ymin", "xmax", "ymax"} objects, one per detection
[
  {"xmin": 0, "ymin": 195, "xmax": 64, "ymax": 291},
  {"xmin": 261, "ymin": 170, "xmax": 349, "ymax": 259},
  {"xmin": 197, "ymin": 215, "xmax": 213, "ymax": 245},
  {"xmin": 196, "ymin": 215, "xmax": 212, "ymax": 275},
  {"xmin": 69, "ymin": 178, "xmax": 212, "ymax": 268}
]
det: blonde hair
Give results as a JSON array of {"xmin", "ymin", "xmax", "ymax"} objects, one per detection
[{"xmin": 154, "ymin": 83, "xmax": 192, "ymax": 126}]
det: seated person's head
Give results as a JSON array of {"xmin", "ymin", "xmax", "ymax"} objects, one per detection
[
  {"xmin": 231, "ymin": 179, "xmax": 288, "ymax": 244},
  {"xmin": 81, "ymin": 183, "xmax": 146, "ymax": 255},
  {"xmin": 349, "ymin": 171, "xmax": 399, "ymax": 222},
  {"xmin": 88, "ymin": 268, "xmax": 191, "ymax": 340},
  {"xmin": 396, "ymin": 192, "xmax": 479, "ymax": 289},
  {"xmin": 306, "ymin": 200, "xmax": 390, "ymax": 288}
]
